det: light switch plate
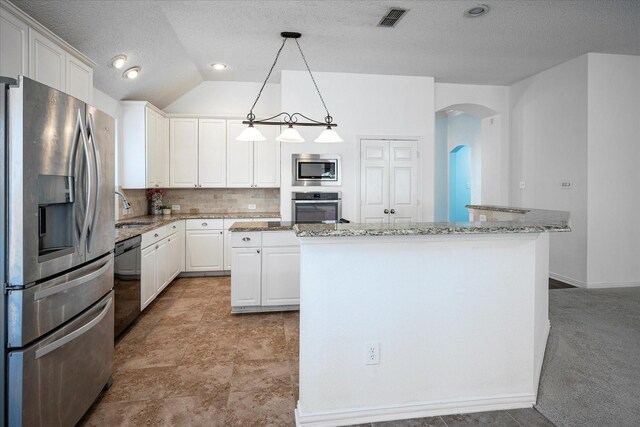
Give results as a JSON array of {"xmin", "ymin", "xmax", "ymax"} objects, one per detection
[{"xmin": 172, "ymin": 204, "xmax": 181, "ymax": 211}]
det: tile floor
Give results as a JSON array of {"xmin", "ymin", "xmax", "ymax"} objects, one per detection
[{"xmin": 80, "ymin": 276, "xmax": 555, "ymax": 426}]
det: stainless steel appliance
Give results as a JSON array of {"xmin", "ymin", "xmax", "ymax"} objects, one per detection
[
  {"xmin": 1, "ymin": 76, "xmax": 115, "ymax": 426},
  {"xmin": 292, "ymin": 192, "xmax": 342, "ymax": 223},
  {"xmin": 114, "ymin": 236, "xmax": 141, "ymax": 338},
  {"xmin": 292, "ymin": 154, "xmax": 341, "ymax": 186}
]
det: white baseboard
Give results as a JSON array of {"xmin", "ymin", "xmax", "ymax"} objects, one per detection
[
  {"xmin": 550, "ymin": 272, "xmax": 640, "ymax": 289},
  {"xmin": 294, "ymin": 394, "xmax": 536, "ymax": 426},
  {"xmin": 585, "ymin": 281, "xmax": 640, "ymax": 289}
]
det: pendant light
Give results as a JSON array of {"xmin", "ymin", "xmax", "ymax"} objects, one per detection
[{"xmin": 238, "ymin": 32, "xmax": 341, "ymax": 143}]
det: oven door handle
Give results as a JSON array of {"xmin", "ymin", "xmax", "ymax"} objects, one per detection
[
  {"xmin": 33, "ymin": 256, "xmax": 113, "ymax": 301},
  {"xmin": 35, "ymin": 297, "xmax": 112, "ymax": 359},
  {"xmin": 292, "ymin": 200, "xmax": 340, "ymax": 204}
]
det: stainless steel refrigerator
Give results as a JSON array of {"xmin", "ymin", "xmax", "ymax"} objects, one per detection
[{"xmin": 1, "ymin": 76, "xmax": 115, "ymax": 426}]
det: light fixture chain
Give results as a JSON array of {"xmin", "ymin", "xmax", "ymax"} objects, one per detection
[
  {"xmin": 294, "ymin": 39, "xmax": 331, "ymax": 122},
  {"xmin": 249, "ymin": 37, "xmax": 288, "ymax": 119}
]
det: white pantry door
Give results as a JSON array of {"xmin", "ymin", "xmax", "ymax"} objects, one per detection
[{"xmin": 360, "ymin": 139, "xmax": 419, "ymax": 224}]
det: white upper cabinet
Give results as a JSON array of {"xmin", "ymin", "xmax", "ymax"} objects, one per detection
[
  {"xmin": 121, "ymin": 102, "xmax": 169, "ymax": 189},
  {"xmin": 226, "ymin": 120, "xmax": 280, "ymax": 188},
  {"xmin": 169, "ymin": 118, "xmax": 199, "ymax": 187},
  {"xmin": 198, "ymin": 119, "xmax": 227, "ymax": 187},
  {"xmin": 65, "ymin": 53, "xmax": 93, "ymax": 104},
  {"xmin": 29, "ymin": 28, "xmax": 65, "ymax": 91},
  {"xmin": 0, "ymin": 7, "xmax": 28, "ymax": 79},
  {"xmin": 1, "ymin": 3, "xmax": 94, "ymax": 103},
  {"xmin": 169, "ymin": 118, "xmax": 226, "ymax": 188}
]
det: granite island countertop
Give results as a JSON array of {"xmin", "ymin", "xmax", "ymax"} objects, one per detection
[
  {"xmin": 294, "ymin": 206, "xmax": 570, "ymax": 238},
  {"xmin": 229, "ymin": 221, "xmax": 296, "ymax": 232},
  {"xmin": 115, "ymin": 212, "xmax": 281, "ymax": 243}
]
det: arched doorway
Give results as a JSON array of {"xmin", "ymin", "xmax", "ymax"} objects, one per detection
[
  {"xmin": 450, "ymin": 145, "xmax": 471, "ymax": 222},
  {"xmin": 434, "ymin": 103, "xmax": 500, "ymax": 222}
]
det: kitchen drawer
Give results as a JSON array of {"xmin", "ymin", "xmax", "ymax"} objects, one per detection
[
  {"xmin": 166, "ymin": 220, "xmax": 185, "ymax": 235},
  {"xmin": 141, "ymin": 224, "xmax": 169, "ymax": 248},
  {"xmin": 185, "ymin": 218, "xmax": 223, "ymax": 230},
  {"xmin": 231, "ymin": 232, "xmax": 262, "ymax": 248},
  {"xmin": 223, "ymin": 218, "xmax": 253, "ymax": 230},
  {"xmin": 262, "ymin": 230, "xmax": 299, "ymax": 247}
]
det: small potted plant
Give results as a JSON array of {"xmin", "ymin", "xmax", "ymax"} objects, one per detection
[
  {"xmin": 160, "ymin": 205, "xmax": 172, "ymax": 215},
  {"xmin": 146, "ymin": 188, "xmax": 165, "ymax": 215}
]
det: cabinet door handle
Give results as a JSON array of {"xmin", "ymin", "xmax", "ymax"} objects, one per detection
[
  {"xmin": 390, "ymin": 209, "xmax": 395, "ymax": 214},
  {"xmin": 242, "ymin": 237, "xmax": 250, "ymax": 241},
  {"xmin": 155, "ymin": 244, "xmax": 159, "ymax": 249},
  {"xmin": 173, "ymin": 225, "xmax": 176, "ymax": 229},
  {"xmin": 168, "ymin": 238, "xmax": 170, "ymax": 242},
  {"xmin": 202, "ymin": 222, "xmax": 208, "ymax": 226},
  {"xmin": 154, "ymin": 233, "xmax": 159, "ymax": 238},
  {"xmin": 194, "ymin": 184, "xmax": 197, "ymax": 187},
  {"xmin": 257, "ymin": 249, "xmax": 260, "ymax": 253},
  {"xmin": 219, "ymin": 231, "xmax": 223, "ymax": 234},
  {"xmin": 155, "ymin": 184, "xmax": 159, "ymax": 188},
  {"xmin": 384, "ymin": 209, "xmax": 389, "ymax": 214}
]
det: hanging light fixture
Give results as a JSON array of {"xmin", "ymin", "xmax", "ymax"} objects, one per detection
[{"xmin": 237, "ymin": 32, "xmax": 342, "ymax": 143}]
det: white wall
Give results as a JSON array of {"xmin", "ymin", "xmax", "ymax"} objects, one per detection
[
  {"xmin": 279, "ymin": 70, "xmax": 434, "ymax": 222},
  {"xmin": 586, "ymin": 53, "xmax": 640, "ymax": 287},
  {"xmin": 163, "ymin": 80, "xmax": 280, "ymax": 117},
  {"xmin": 510, "ymin": 54, "xmax": 589, "ymax": 285},
  {"xmin": 435, "ymin": 83, "xmax": 510, "ymax": 205},
  {"xmin": 434, "ymin": 118, "xmax": 448, "ymax": 221}
]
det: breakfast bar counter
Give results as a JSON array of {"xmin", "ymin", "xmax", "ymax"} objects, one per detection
[{"xmin": 292, "ymin": 206, "xmax": 570, "ymax": 426}]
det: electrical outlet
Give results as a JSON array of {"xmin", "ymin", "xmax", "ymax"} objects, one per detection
[
  {"xmin": 172, "ymin": 204, "xmax": 181, "ymax": 211},
  {"xmin": 366, "ymin": 342, "xmax": 380, "ymax": 365},
  {"xmin": 519, "ymin": 181, "xmax": 526, "ymax": 189},
  {"xmin": 248, "ymin": 204, "xmax": 256, "ymax": 210}
]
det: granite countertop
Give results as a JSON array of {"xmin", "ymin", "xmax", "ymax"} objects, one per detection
[
  {"xmin": 466, "ymin": 205, "xmax": 530, "ymax": 214},
  {"xmin": 229, "ymin": 221, "xmax": 295, "ymax": 232},
  {"xmin": 115, "ymin": 212, "xmax": 280, "ymax": 243},
  {"xmin": 294, "ymin": 206, "xmax": 571, "ymax": 238}
]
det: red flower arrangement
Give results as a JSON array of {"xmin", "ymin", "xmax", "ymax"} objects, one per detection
[{"xmin": 146, "ymin": 188, "xmax": 165, "ymax": 200}]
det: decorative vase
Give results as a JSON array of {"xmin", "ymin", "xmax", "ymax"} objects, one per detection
[{"xmin": 150, "ymin": 195, "xmax": 163, "ymax": 215}]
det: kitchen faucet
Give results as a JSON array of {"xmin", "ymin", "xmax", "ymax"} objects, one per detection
[{"xmin": 115, "ymin": 190, "xmax": 131, "ymax": 210}]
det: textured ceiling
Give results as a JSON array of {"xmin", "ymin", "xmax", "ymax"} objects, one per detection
[{"xmin": 10, "ymin": 0, "xmax": 640, "ymax": 109}]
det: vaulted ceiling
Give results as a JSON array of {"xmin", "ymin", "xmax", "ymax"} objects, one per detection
[{"xmin": 11, "ymin": 0, "xmax": 640, "ymax": 108}]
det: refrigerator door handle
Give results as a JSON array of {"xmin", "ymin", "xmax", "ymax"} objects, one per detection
[
  {"xmin": 78, "ymin": 109, "xmax": 93, "ymax": 255},
  {"xmin": 85, "ymin": 112, "xmax": 101, "ymax": 253},
  {"xmin": 33, "ymin": 256, "xmax": 113, "ymax": 301},
  {"xmin": 34, "ymin": 297, "xmax": 112, "ymax": 360},
  {"xmin": 69, "ymin": 110, "xmax": 87, "ymax": 254}
]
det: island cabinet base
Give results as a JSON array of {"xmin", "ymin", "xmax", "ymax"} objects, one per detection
[{"xmin": 295, "ymin": 233, "xmax": 550, "ymax": 426}]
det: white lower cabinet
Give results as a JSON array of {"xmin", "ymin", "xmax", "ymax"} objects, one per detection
[
  {"xmin": 140, "ymin": 244, "xmax": 158, "ymax": 310},
  {"xmin": 231, "ymin": 230, "xmax": 300, "ymax": 312},
  {"xmin": 140, "ymin": 221, "xmax": 185, "ymax": 310},
  {"xmin": 261, "ymin": 246, "xmax": 301, "ymax": 306},
  {"xmin": 185, "ymin": 219, "xmax": 224, "ymax": 271},
  {"xmin": 231, "ymin": 248, "xmax": 262, "ymax": 307}
]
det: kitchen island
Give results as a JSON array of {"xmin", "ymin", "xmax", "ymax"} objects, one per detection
[{"xmin": 293, "ymin": 207, "xmax": 570, "ymax": 426}]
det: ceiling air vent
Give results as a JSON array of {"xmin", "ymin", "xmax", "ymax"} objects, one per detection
[{"xmin": 378, "ymin": 8, "xmax": 408, "ymax": 27}]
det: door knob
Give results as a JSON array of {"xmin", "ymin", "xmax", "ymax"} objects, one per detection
[
  {"xmin": 390, "ymin": 209, "xmax": 395, "ymax": 214},
  {"xmin": 384, "ymin": 209, "xmax": 389, "ymax": 214}
]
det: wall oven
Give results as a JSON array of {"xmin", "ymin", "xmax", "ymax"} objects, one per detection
[
  {"xmin": 292, "ymin": 154, "xmax": 341, "ymax": 186},
  {"xmin": 292, "ymin": 192, "xmax": 342, "ymax": 223}
]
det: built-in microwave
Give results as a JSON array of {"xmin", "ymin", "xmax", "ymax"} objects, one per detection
[{"xmin": 292, "ymin": 154, "xmax": 341, "ymax": 186}]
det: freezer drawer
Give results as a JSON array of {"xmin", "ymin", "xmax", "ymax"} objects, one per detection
[
  {"xmin": 7, "ymin": 291, "xmax": 114, "ymax": 427},
  {"xmin": 7, "ymin": 253, "xmax": 114, "ymax": 347}
]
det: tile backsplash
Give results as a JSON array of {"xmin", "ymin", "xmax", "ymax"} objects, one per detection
[{"xmin": 116, "ymin": 188, "xmax": 280, "ymax": 220}]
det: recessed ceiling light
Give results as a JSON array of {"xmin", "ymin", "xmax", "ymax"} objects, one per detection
[
  {"xmin": 111, "ymin": 54, "xmax": 127, "ymax": 69},
  {"xmin": 464, "ymin": 4, "xmax": 489, "ymax": 17},
  {"xmin": 123, "ymin": 66, "xmax": 141, "ymax": 79},
  {"xmin": 211, "ymin": 63, "xmax": 227, "ymax": 71}
]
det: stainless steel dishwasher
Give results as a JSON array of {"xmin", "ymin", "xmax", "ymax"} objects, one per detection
[{"xmin": 114, "ymin": 236, "xmax": 141, "ymax": 338}]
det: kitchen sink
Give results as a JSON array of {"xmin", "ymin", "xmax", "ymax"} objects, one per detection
[{"xmin": 115, "ymin": 222, "xmax": 153, "ymax": 229}]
